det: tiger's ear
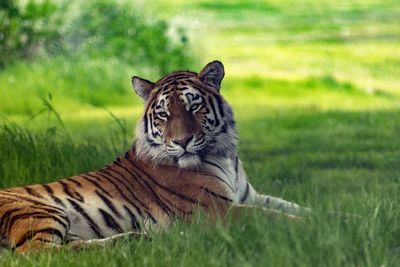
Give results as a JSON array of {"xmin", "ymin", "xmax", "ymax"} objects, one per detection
[
  {"xmin": 198, "ymin": 60, "xmax": 225, "ymax": 91},
  {"xmin": 132, "ymin": 76, "xmax": 155, "ymax": 100}
]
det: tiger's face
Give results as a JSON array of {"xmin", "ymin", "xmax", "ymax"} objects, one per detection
[{"xmin": 132, "ymin": 61, "xmax": 237, "ymax": 169}]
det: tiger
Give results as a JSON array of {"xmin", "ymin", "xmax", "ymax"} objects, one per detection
[{"xmin": 0, "ymin": 60, "xmax": 309, "ymax": 254}]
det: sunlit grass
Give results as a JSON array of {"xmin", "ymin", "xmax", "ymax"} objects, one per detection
[
  {"xmin": 215, "ymin": 43, "xmax": 400, "ymax": 95},
  {"xmin": 0, "ymin": 56, "xmax": 141, "ymax": 116},
  {"xmin": 4, "ymin": 74, "xmax": 399, "ymax": 134}
]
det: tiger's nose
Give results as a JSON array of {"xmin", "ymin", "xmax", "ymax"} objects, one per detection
[{"xmin": 172, "ymin": 135, "xmax": 193, "ymax": 149}]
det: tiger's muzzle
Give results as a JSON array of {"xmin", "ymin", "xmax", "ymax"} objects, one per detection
[{"xmin": 163, "ymin": 94, "xmax": 205, "ymax": 168}]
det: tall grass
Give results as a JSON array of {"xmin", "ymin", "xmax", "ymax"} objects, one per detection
[{"xmin": 0, "ymin": 57, "xmax": 137, "ymax": 115}]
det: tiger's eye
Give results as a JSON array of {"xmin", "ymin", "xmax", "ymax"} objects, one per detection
[
  {"xmin": 190, "ymin": 104, "xmax": 200, "ymax": 112},
  {"xmin": 158, "ymin": 112, "xmax": 168, "ymax": 119}
]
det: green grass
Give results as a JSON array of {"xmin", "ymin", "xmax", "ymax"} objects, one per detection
[{"xmin": 1, "ymin": 0, "xmax": 400, "ymax": 266}]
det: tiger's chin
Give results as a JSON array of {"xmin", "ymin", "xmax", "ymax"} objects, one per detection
[{"xmin": 177, "ymin": 153, "xmax": 202, "ymax": 169}]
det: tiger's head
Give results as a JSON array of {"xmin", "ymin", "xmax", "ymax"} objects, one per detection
[{"xmin": 132, "ymin": 61, "xmax": 237, "ymax": 169}]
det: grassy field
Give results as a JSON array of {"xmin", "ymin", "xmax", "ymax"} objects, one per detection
[{"xmin": 1, "ymin": 0, "xmax": 400, "ymax": 266}]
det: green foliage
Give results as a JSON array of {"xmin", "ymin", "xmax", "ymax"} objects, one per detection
[
  {"xmin": 0, "ymin": 0, "xmax": 62, "ymax": 68},
  {"xmin": 66, "ymin": 0, "xmax": 192, "ymax": 75},
  {"xmin": 0, "ymin": 0, "xmax": 193, "ymax": 74}
]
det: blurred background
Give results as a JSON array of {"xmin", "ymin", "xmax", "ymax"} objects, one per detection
[
  {"xmin": 1, "ymin": 0, "xmax": 400, "ymax": 265},
  {"xmin": 1, "ymin": 0, "xmax": 399, "ymax": 123}
]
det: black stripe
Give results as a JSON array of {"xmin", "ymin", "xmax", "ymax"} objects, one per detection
[
  {"xmin": 6, "ymin": 212, "xmax": 68, "ymax": 233},
  {"xmin": 121, "ymin": 155, "xmax": 202, "ymax": 213},
  {"xmin": 34, "ymin": 238, "xmax": 53, "ymax": 243},
  {"xmin": 220, "ymin": 121, "xmax": 228, "ymax": 133},
  {"xmin": 29, "ymin": 205, "xmax": 66, "ymax": 217},
  {"xmin": 66, "ymin": 232, "xmax": 81, "ymax": 240},
  {"xmin": 81, "ymin": 175, "xmax": 113, "ymax": 198},
  {"xmin": 240, "ymin": 183, "xmax": 250, "ymax": 203},
  {"xmin": 215, "ymin": 95, "xmax": 225, "ymax": 117},
  {"xmin": 158, "ymin": 73, "xmax": 196, "ymax": 85},
  {"xmin": 67, "ymin": 198, "xmax": 103, "ymax": 238},
  {"xmin": 199, "ymin": 186, "xmax": 233, "ymax": 203},
  {"xmin": 99, "ymin": 168, "xmax": 156, "ymax": 222},
  {"xmin": 146, "ymin": 138, "xmax": 161, "ymax": 147},
  {"xmin": 234, "ymin": 157, "xmax": 239, "ymax": 184},
  {"xmin": 144, "ymin": 211, "xmax": 157, "ymax": 224},
  {"xmin": 90, "ymin": 170, "xmax": 148, "ymax": 212},
  {"xmin": 59, "ymin": 181, "xmax": 84, "ymax": 202},
  {"xmin": 66, "ymin": 178, "xmax": 82, "ymax": 187},
  {"xmin": 123, "ymin": 205, "xmax": 141, "ymax": 231},
  {"xmin": 159, "ymin": 88, "xmax": 172, "ymax": 95},
  {"xmin": 113, "ymin": 160, "xmax": 173, "ymax": 216},
  {"xmin": 149, "ymin": 114, "xmax": 160, "ymax": 138},
  {"xmin": 178, "ymin": 80, "xmax": 190, "ymax": 86},
  {"xmin": 0, "ymin": 208, "xmax": 23, "ymax": 234},
  {"xmin": 24, "ymin": 186, "xmax": 43, "ymax": 199},
  {"xmin": 121, "ymin": 158, "xmax": 202, "ymax": 216},
  {"xmin": 149, "ymin": 113, "xmax": 154, "ymax": 135},
  {"xmin": 41, "ymin": 184, "xmax": 53, "ymax": 193},
  {"xmin": 0, "ymin": 192, "xmax": 65, "ymax": 213},
  {"xmin": 208, "ymin": 96, "xmax": 220, "ymax": 127},
  {"xmin": 15, "ymin": 228, "xmax": 64, "ymax": 248},
  {"xmin": 0, "ymin": 196, "xmax": 16, "ymax": 208},
  {"xmin": 203, "ymin": 160, "xmax": 234, "ymax": 191},
  {"xmin": 96, "ymin": 168, "xmax": 158, "ymax": 224},
  {"xmin": 42, "ymin": 184, "xmax": 65, "ymax": 207},
  {"xmin": 95, "ymin": 190, "xmax": 122, "ymax": 219},
  {"xmin": 98, "ymin": 208, "xmax": 123, "ymax": 233},
  {"xmin": 143, "ymin": 114, "xmax": 148, "ymax": 134},
  {"xmin": 153, "ymin": 192, "xmax": 192, "ymax": 215},
  {"xmin": 124, "ymin": 153, "xmax": 205, "ymax": 207}
]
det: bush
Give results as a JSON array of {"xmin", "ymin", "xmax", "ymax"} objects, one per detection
[
  {"xmin": 0, "ymin": 0, "xmax": 63, "ymax": 68},
  {"xmin": 0, "ymin": 0, "xmax": 194, "ymax": 75},
  {"xmin": 64, "ymin": 0, "xmax": 192, "ymax": 75}
]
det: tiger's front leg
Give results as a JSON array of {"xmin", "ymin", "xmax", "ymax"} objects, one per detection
[
  {"xmin": 226, "ymin": 204, "xmax": 302, "ymax": 221},
  {"xmin": 242, "ymin": 186, "xmax": 311, "ymax": 216},
  {"xmin": 14, "ymin": 231, "xmax": 146, "ymax": 253},
  {"xmin": 66, "ymin": 231, "xmax": 147, "ymax": 250},
  {"xmin": 235, "ymin": 159, "xmax": 311, "ymax": 216}
]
